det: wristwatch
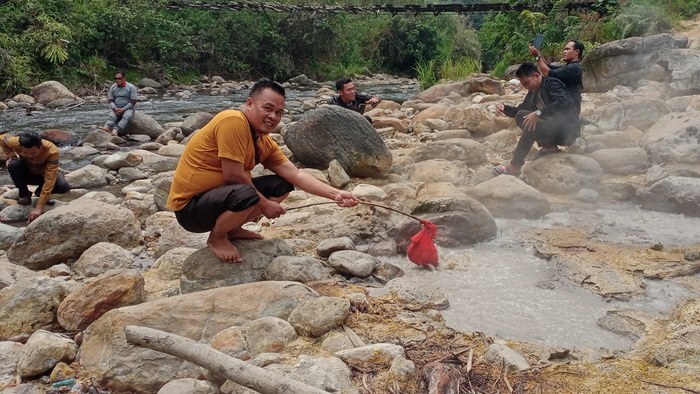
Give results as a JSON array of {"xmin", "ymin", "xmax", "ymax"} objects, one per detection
[
  {"xmin": 535, "ymin": 110, "xmax": 542, "ymax": 116},
  {"xmin": 534, "ymin": 55, "xmax": 541, "ymax": 61}
]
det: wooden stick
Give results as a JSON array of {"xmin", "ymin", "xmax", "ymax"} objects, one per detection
[
  {"xmin": 124, "ymin": 326, "xmax": 329, "ymax": 394},
  {"xmin": 286, "ymin": 200, "xmax": 424, "ymax": 222}
]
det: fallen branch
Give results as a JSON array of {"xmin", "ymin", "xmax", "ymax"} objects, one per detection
[
  {"xmin": 636, "ymin": 378, "xmax": 700, "ymax": 394},
  {"xmin": 124, "ymin": 326, "xmax": 328, "ymax": 394}
]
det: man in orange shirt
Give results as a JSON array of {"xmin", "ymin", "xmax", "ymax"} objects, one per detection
[
  {"xmin": 1, "ymin": 131, "xmax": 71, "ymax": 223},
  {"xmin": 167, "ymin": 80, "xmax": 359, "ymax": 263}
]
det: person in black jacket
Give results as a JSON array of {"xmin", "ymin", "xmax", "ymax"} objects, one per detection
[
  {"xmin": 493, "ymin": 62, "xmax": 581, "ymax": 176},
  {"xmin": 328, "ymin": 78, "xmax": 380, "ymax": 122},
  {"xmin": 530, "ymin": 40, "xmax": 584, "ymax": 114}
]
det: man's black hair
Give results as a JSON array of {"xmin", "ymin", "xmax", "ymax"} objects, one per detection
[
  {"xmin": 249, "ymin": 79, "xmax": 285, "ymax": 99},
  {"xmin": 515, "ymin": 62, "xmax": 541, "ymax": 78},
  {"xmin": 114, "ymin": 71, "xmax": 125, "ymax": 78},
  {"xmin": 335, "ymin": 77, "xmax": 352, "ymax": 92},
  {"xmin": 569, "ymin": 40, "xmax": 585, "ymax": 59},
  {"xmin": 19, "ymin": 131, "xmax": 42, "ymax": 149}
]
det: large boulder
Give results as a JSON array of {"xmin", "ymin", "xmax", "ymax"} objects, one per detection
[
  {"xmin": 581, "ymin": 33, "xmax": 680, "ymax": 92},
  {"xmin": 521, "ymin": 154, "xmax": 604, "ymax": 195},
  {"xmin": 283, "ymin": 106, "xmax": 392, "ymax": 177},
  {"xmin": 0, "ymin": 277, "xmax": 72, "ymax": 340},
  {"xmin": 29, "ymin": 81, "xmax": 78, "ymax": 105},
  {"xmin": 7, "ymin": 200, "xmax": 141, "ymax": 270},
  {"xmin": 409, "ymin": 138, "xmax": 487, "ymax": 167},
  {"xmin": 64, "ymin": 164, "xmax": 108, "ymax": 189},
  {"xmin": 180, "ymin": 239, "xmax": 293, "ymax": 293},
  {"xmin": 79, "ymin": 281, "xmax": 318, "ymax": 393},
  {"xmin": 415, "ymin": 81, "xmax": 469, "ymax": 103},
  {"xmin": 40, "ymin": 129, "xmax": 80, "ymax": 147},
  {"xmin": 640, "ymin": 112, "xmax": 700, "ymax": 174},
  {"xmin": 465, "ymin": 175, "xmax": 551, "ymax": 219},
  {"xmin": 180, "ymin": 112, "xmax": 214, "ymax": 136},
  {"xmin": 123, "ymin": 112, "xmax": 164, "ymax": 138},
  {"xmin": 636, "ymin": 176, "xmax": 700, "ymax": 217}
]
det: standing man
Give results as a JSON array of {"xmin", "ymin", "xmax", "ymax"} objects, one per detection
[
  {"xmin": 492, "ymin": 62, "xmax": 580, "ymax": 176},
  {"xmin": 529, "ymin": 40, "xmax": 584, "ymax": 114},
  {"xmin": 167, "ymin": 80, "xmax": 359, "ymax": 263},
  {"xmin": 328, "ymin": 78, "xmax": 381, "ymax": 122},
  {"xmin": 0, "ymin": 131, "xmax": 71, "ymax": 223},
  {"xmin": 102, "ymin": 71, "xmax": 137, "ymax": 136}
]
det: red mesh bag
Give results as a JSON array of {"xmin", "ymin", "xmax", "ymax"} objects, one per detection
[{"xmin": 406, "ymin": 220, "xmax": 438, "ymax": 267}]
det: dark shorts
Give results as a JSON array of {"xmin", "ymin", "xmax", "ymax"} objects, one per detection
[{"xmin": 175, "ymin": 175, "xmax": 294, "ymax": 233}]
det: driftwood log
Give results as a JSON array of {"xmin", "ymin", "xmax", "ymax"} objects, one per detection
[{"xmin": 124, "ymin": 325, "xmax": 328, "ymax": 394}]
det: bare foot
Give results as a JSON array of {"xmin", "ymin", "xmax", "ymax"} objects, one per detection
[
  {"xmin": 227, "ymin": 227, "xmax": 264, "ymax": 240},
  {"xmin": 207, "ymin": 236, "xmax": 243, "ymax": 263}
]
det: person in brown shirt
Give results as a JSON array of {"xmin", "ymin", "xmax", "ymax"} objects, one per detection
[{"xmin": 1, "ymin": 131, "xmax": 71, "ymax": 223}]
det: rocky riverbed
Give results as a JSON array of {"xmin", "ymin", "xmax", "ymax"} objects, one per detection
[{"xmin": 1, "ymin": 33, "xmax": 700, "ymax": 393}]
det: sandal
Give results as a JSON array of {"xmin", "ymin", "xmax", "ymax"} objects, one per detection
[{"xmin": 492, "ymin": 165, "xmax": 520, "ymax": 176}]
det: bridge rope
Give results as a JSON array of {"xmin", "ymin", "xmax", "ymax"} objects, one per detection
[{"xmin": 166, "ymin": 1, "xmax": 600, "ymax": 15}]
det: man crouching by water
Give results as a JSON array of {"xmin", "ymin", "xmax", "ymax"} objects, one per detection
[
  {"xmin": 166, "ymin": 80, "xmax": 359, "ymax": 263},
  {"xmin": 0, "ymin": 131, "xmax": 71, "ymax": 223}
]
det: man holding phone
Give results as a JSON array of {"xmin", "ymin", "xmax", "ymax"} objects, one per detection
[
  {"xmin": 529, "ymin": 38, "xmax": 584, "ymax": 114},
  {"xmin": 328, "ymin": 78, "xmax": 381, "ymax": 123}
]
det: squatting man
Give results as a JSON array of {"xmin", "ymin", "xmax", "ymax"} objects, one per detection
[{"xmin": 167, "ymin": 80, "xmax": 359, "ymax": 263}]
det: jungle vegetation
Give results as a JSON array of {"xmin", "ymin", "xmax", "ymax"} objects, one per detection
[{"xmin": 0, "ymin": 0, "xmax": 698, "ymax": 97}]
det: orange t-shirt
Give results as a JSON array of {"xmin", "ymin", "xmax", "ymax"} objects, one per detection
[{"xmin": 166, "ymin": 110, "xmax": 289, "ymax": 211}]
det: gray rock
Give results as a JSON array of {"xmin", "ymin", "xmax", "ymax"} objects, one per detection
[
  {"xmin": 521, "ymin": 154, "xmax": 603, "ymax": 195},
  {"xmin": 0, "ymin": 222, "xmax": 22, "ymax": 249},
  {"xmin": 641, "ymin": 112, "xmax": 700, "ymax": 173},
  {"xmin": 335, "ymin": 343, "xmax": 405, "ymax": 367},
  {"xmin": 17, "ymin": 330, "xmax": 77, "ymax": 377},
  {"xmin": 138, "ymin": 78, "xmax": 162, "ymax": 89},
  {"xmin": 465, "ymin": 175, "xmax": 550, "ymax": 219},
  {"xmin": 409, "ymin": 138, "xmax": 487, "ymax": 167},
  {"xmin": 154, "ymin": 218, "xmax": 208, "ymax": 257},
  {"xmin": 210, "ymin": 326, "xmax": 249, "ymax": 359},
  {"xmin": 64, "ymin": 165, "xmax": 108, "ymax": 189},
  {"xmin": 123, "ymin": 112, "xmax": 164, "ymax": 138},
  {"xmin": 121, "ymin": 179, "xmax": 154, "ymax": 195},
  {"xmin": 0, "ymin": 259, "xmax": 39, "ymax": 290},
  {"xmin": 264, "ymin": 256, "xmax": 330, "ymax": 282},
  {"xmin": 327, "ymin": 159, "xmax": 350, "ymax": 188},
  {"xmin": 118, "ymin": 166, "xmax": 149, "ymax": 181},
  {"xmin": 0, "ymin": 277, "xmax": 72, "ymax": 340},
  {"xmin": 284, "ymin": 106, "xmax": 392, "ymax": 177},
  {"xmin": 7, "ymin": 200, "xmax": 141, "ymax": 270},
  {"xmin": 597, "ymin": 310, "xmax": 654, "ymax": 341},
  {"xmin": 157, "ymin": 378, "xmax": 218, "ymax": 394},
  {"xmin": 180, "ymin": 112, "xmax": 214, "ymax": 136},
  {"xmin": 620, "ymin": 95, "xmax": 669, "ymax": 131},
  {"xmin": 637, "ymin": 176, "xmax": 700, "ymax": 217},
  {"xmin": 485, "ymin": 343, "xmax": 530, "ymax": 372},
  {"xmin": 286, "ymin": 355, "xmax": 358, "ymax": 394},
  {"xmin": 244, "ymin": 317, "xmax": 297, "ymax": 355},
  {"xmin": 390, "ymin": 355, "xmax": 416, "ymax": 377},
  {"xmin": 287, "ymin": 296, "xmax": 350, "ymax": 338},
  {"xmin": 588, "ymin": 147, "xmax": 649, "ymax": 175},
  {"xmin": 327, "ymin": 250, "xmax": 377, "ymax": 278},
  {"xmin": 103, "ymin": 151, "xmax": 143, "ymax": 170},
  {"xmin": 316, "ymin": 237, "xmax": 355, "ymax": 258},
  {"xmin": 151, "ymin": 247, "xmax": 196, "ymax": 281},
  {"xmin": 350, "ymin": 184, "xmax": 386, "ymax": 202},
  {"xmin": 0, "ymin": 204, "xmax": 33, "ymax": 223},
  {"xmin": 180, "ymin": 239, "xmax": 293, "ymax": 293},
  {"xmin": 320, "ymin": 332, "xmax": 355, "ymax": 353},
  {"xmin": 577, "ymin": 189, "xmax": 600, "ymax": 203},
  {"xmin": 0, "ymin": 341, "xmax": 24, "ymax": 387},
  {"xmin": 30, "ymin": 81, "xmax": 77, "ymax": 104},
  {"xmin": 407, "ymin": 159, "xmax": 471, "ymax": 186},
  {"xmin": 585, "ymin": 130, "xmax": 638, "ymax": 153},
  {"xmin": 157, "ymin": 143, "xmax": 186, "ymax": 157},
  {"xmin": 80, "ymin": 281, "xmax": 317, "ymax": 393},
  {"xmin": 385, "ymin": 278, "xmax": 449, "ymax": 311}
]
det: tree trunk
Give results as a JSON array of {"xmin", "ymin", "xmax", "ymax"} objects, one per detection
[{"xmin": 124, "ymin": 325, "xmax": 329, "ymax": 394}]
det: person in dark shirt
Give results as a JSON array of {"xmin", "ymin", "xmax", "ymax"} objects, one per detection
[
  {"xmin": 328, "ymin": 78, "xmax": 380, "ymax": 122},
  {"xmin": 493, "ymin": 62, "xmax": 581, "ymax": 176},
  {"xmin": 529, "ymin": 40, "xmax": 584, "ymax": 114}
]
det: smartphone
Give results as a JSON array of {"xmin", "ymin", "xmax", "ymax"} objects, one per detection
[{"xmin": 532, "ymin": 34, "xmax": 545, "ymax": 50}]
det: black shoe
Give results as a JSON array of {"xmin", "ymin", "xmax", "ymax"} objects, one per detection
[
  {"xmin": 46, "ymin": 199, "xmax": 56, "ymax": 206},
  {"xmin": 17, "ymin": 196, "xmax": 31, "ymax": 206}
]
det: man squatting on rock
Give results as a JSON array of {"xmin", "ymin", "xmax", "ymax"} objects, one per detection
[
  {"xmin": 328, "ymin": 77, "xmax": 381, "ymax": 123},
  {"xmin": 102, "ymin": 71, "xmax": 137, "ymax": 136},
  {"xmin": 0, "ymin": 131, "xmax": 71, "ymax": 223},
  {"xmin": 493, "ymin": 62, "xmax": 581, "ymax": 176},
  {"xmin": 167, "ymin": 80, "xmax": 359, "ymax": 263}
]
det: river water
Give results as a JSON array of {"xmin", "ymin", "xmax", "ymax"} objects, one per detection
[{"xmin": 2, "ymin": 82, "xmax": 698, "ymax": 354}]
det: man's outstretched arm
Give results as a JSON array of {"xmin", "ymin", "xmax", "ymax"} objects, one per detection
[{"xmin": 269, "ymin": 161, "xmax": 358, "ymax": 207}]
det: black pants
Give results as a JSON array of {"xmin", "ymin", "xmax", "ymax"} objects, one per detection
[
  {"xmin": 175, "ymin": 175, "xmax": 294, "ymax": 233},
  {"xmin": 8, "ymin": 159, "xmax": 70, "ymax": 198},
  {"xmin": 511, "ymin": 110, "xmax": 580, "ymax": 168}
]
